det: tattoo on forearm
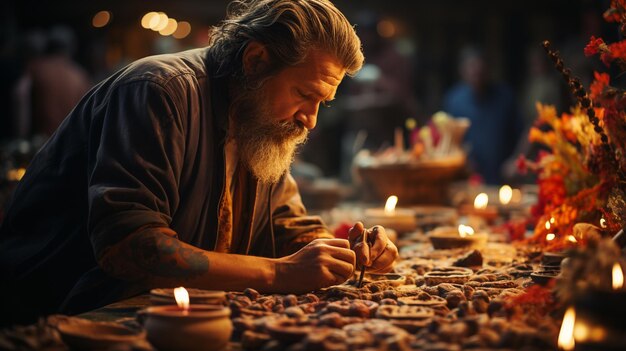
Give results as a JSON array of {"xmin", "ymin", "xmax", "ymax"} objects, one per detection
[{"xmin": 101, "ymin": 230, "xmax": 209, "ymax": 283}]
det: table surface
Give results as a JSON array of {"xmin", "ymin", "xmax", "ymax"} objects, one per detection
[{"xmin": 79, "ymin": 294, "xmax": 151, "ymax": 323}]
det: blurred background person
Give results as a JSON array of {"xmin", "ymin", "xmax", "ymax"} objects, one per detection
[
  {"xmin": 14, "ymin": 26, "xmax": 92, "ymax": 138},
  {"xmin": 443, "ymin": 46, "xmax": 523, "ymax": 185}
]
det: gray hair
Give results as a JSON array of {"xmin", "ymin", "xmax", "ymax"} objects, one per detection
[{"xmin": 208, "ymin": 0, "xmax": 364, "ymax": 80}]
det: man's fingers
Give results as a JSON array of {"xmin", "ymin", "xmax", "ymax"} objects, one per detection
[
  {"xmin": 314, "ymin": 238, "xmax": 350, "ymax": 249},
  {"xmin": 328, "ymin": 260, "xmax": 355, "ymax": 283},
  {"xmin": 348, "ymin": 221, "xmax": 365, "ymax": 244},
  {"xmin": 353, "ymin": 242, "xmax": 370, "ymax": 267},
  {"xmin": 369, "ymin": 228, "xmax": 388, "ymax": 262},
  {"xmin": 370, "ymin": 242, "xmax": 399, "ymax": 273}
]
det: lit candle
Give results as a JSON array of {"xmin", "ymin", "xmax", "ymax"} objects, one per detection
[
  {"xmin": 144, "ymin": 287, "xmax": 233, "ymax": 351},
  {"xmin": 558, "ymin": 307, "xmax": 576, "ymax": 351},
  {"xmin": 364, "ymin": 195, "xmax": 417, "ymax": 234},
  {"xmin": 174, "ymin": 286, "xmax": 190, "ymax": 315},
  {"xmin": 612, "ymin": 263, "xmax": 623, "ymax": 290},
  {"xmin": 571, "ymin": 262, "xmax": 626, "ymax": 350},
  {"xmin": 499, "ymin": 185, "xmax": 513, "ymax": 205},
  {"xmin": 459, "ymin": 192, "xmax": 499, "ymax": 223}
]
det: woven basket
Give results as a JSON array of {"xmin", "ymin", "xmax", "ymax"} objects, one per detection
[{"xmin": 356, "ymin": 156, "xmax": 466, "ymax": 205}]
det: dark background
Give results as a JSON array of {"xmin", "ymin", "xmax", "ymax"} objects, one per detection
[{"xmin": 0, "ymin": 0, "xmax": 616, "ymax": 178}]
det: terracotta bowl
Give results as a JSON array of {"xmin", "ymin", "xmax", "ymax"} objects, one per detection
[
  {"xmin": 57, "ymin": 320, "xmax": 146, "ymax": 350},
  {"xmin": 428, "ymin": 227, "xmax": 488, "ymax": 250},
  {"xmin": 144, "ymin": 305, "xmax": 232, "ymax": 351},
  {"xmin": 356, "ymin": 156, "xmax": 466, "ymax": 205}
]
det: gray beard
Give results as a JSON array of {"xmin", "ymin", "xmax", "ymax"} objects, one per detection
[{"xmin": 230, "ymin": 84, "xmax": 308, "ymax": 184}]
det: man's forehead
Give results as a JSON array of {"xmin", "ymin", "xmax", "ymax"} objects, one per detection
[{"xmin": 295, "ymin": 50, "xmax": 345, "ymax": 82}]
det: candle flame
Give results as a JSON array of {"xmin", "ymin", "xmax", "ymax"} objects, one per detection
[
  {"xmin": 7, "ymin": 168, "xmax": 26, "ymax": 181},
  {"xmin": 384, "ymin": 195, "xmax": 398, "ymax": 214},
  {"xmin": 499, "ymin": 185, "xmax": 513, "ymax": 205},
  {"xmin": 612, "ymin": 263, "xmax": 624, "ymax": 290},
  {"xmin": 458, "ymin": 224, "xmax": 475, "ymax": 238},
  {"xmin": 558, "ymin": 307, "xmax": 576, "ymax": 351},
  {"xmin": 545, "ymin": 220, "xmax": 551, "ymax": 230},
  {"xmin": 600, "ymin": 217, "xmax": 607, "ymax": 229},
  {"xmin": 550, "ymin": 217, "xmax": 555, "ymax": 224},
  {"xmin": 474, "ymin": 193, "xmax": 488, "ymax": 210},
  {"xmin": 567, "ymin": 235, "xmax": 577, "ymax": 243},
  {"xmin": 174, "ymin": 286, "xmax": 190, "ymax": 311},
  {"xmin": 546, "ymin": 233, "xmax": 555, "ymax": 241}
]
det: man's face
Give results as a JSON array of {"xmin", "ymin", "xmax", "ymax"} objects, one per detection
[{"xmin": 232, "ymin": 49, "xmax": 346, "ymax": 183}]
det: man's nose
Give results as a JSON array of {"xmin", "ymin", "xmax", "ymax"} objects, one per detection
[{"xmin": 295, "ymin": 108, "xmax": 318, "ymax": 130}]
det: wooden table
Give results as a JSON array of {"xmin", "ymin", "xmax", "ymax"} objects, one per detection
[{"xmin": 78, "ymin": 294, "xmax": 151, "ymax": 323}]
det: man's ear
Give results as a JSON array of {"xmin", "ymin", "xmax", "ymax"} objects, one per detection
[{"xmin": 242, "ymin": 41, "xmax": 270, "ymax": 76}]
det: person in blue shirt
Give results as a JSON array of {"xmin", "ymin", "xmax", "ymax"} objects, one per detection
[{"xmin": 443, "ymin": 46, "xmax": 523, "ymax": 185}]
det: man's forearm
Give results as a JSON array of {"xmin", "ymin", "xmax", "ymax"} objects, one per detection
[{"xmin": 98, "ymin": 228, "xmax": 276, "ymax": 292}]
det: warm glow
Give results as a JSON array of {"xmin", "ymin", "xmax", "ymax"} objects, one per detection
[
  {"xmin": 92, "ymin": 11, "xmax": 111, "ymax": 28},
  {"xmin": 173, "ymin": 21, "xmax": 192, "ymax": 39},
  {"xmin": 567, "ymin": 235, "xmax": 577, "ymax": 243},
  {"xmin": 499, "ymin": 185, "xmax": 513, "ymax": 205},
  {"xmin": 558, "ymin": 307, "xmax": 576, "ymax": 351},
  {"xmin": 474, "ymin": 193, "xmax": 488, "ymax": 209},
  {"xmin": 174, "ymin": 287, "xmax": 190, "ymax": 311},
  {"xmin": 612, "ymin": 263, "xmax": 624, "ymax": 290},
  {"xmin": 377, "ymin": 19, "xmax": 396, "ymax": 38},
  {"xmin": 511, "ymin": 188, "xmax": 522, "ymax": 203},
  {"xmin": 151, "ymin": 12, "xmax": 169, "ymax": 31},
  {"xmin": 159, "ymin": 18, "xmax": 178, "ymax": 36},
  {"xmin": 546, "ymin": 233, "xmax": 556, "ymax": 241},
  {"xmin": 545, "ymin": 220, "xmax": 551, "ymax": 230},
  {"xmin": 458, "ymin": 224, "xmax": 475, "ymax": 238},
  {"xmin": 550, "ymin": 217, "xmax": 556, "ymax": 224},
  {"xmin": 600, "ymin": 217, "xmax": 607, "ymax": 229},
  {"xmin": 384, "ymin": 195, "xmax": 398, "ymax": 214},
  {"xmin": 7, "ymin": 168, "xmax": 26, "ymax": 181},
  {"xmin": 141, "ymin": 12, "xmax": 159, "ymax": 29}
]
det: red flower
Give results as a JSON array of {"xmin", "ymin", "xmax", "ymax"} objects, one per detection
[
  {"xmin": 589, "ymin": 71, "xmax": 610, "ymax": 100},
  {"xmin": 584, "ymin": 36, "xmax": 605, "ymax": 56},
  {"xmin": 608, "ymin": 40, "xmax": 626, "ymax": 61},
  {"xmin": 603, "ymin": 8, "xmax": 622, "ymax": 22}
]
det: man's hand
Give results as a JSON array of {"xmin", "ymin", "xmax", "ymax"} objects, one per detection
[
  {"xmin": 273, "ymin": 239, "xmax": 356, "ymax": 294},
  {"xmin": 348, "ymin": 222, "xmax": 398, "ymax": 273}
]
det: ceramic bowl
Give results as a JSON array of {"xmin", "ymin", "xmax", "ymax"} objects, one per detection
[
  {"xmin": 57, "ymin": 320, "xmax": 146, "ymax": 350},
  {"xmin": 144, "ymin": 305, "xmax": 232, "ymax": 351}
]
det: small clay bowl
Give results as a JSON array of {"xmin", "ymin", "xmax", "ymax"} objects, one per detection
[
  {"xmin": 429, "ymin": 227, "xmax": 488, "ymax": 250},
  {"xmin": 144, "ymin": 304, "xmax": 232, "ymax": 351},
  {"xmin": 57, "ymin": 320, "xmax": 146, "ymax": 350},
  {"xmin": 541, "ymin": 252, "xmax": 567, "ymax": 268},
  {"xmin": 530, "ymin": 270, "xmax": 560, "ymax": 285}
]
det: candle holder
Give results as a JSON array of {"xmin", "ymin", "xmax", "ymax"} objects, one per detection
[
  {"xmin": 428, "ymin": 226, "xmax": 488, "ymax": 250},
  {"xmin": 363, "ymin": 207, "xmax": 417, "ymax": 234},
  {"xmin": 458, "ymin": 204, "xmax": 499, "ymax": 224},
  {"xmin": 572, "ymin": 290, "xmax": 626, "ymax": 350},
  {"xmin": 144, "ymin": 305, "xmax": 232, "ymax": 351},
  {"xmin": 56, "ymin": 319, "xmax": 146, "ymax": 350}
]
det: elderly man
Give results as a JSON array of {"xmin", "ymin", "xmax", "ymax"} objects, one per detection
[{"xmin": 0, "ymin": 0, "xmax": 398, "ymax": 326}]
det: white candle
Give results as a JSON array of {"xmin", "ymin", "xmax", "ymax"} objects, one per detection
[{"xmin": 364, "ymin": 195, "xmax": 417, "ymax": 234}]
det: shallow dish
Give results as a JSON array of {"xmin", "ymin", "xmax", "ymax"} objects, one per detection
[
  {"xmin": 530, "ymin": 270, "xmax": 560, "ymax": 285},
  {"xmin": 57, "ymin": 320, "xmax": 146, "ymax": 350}
]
